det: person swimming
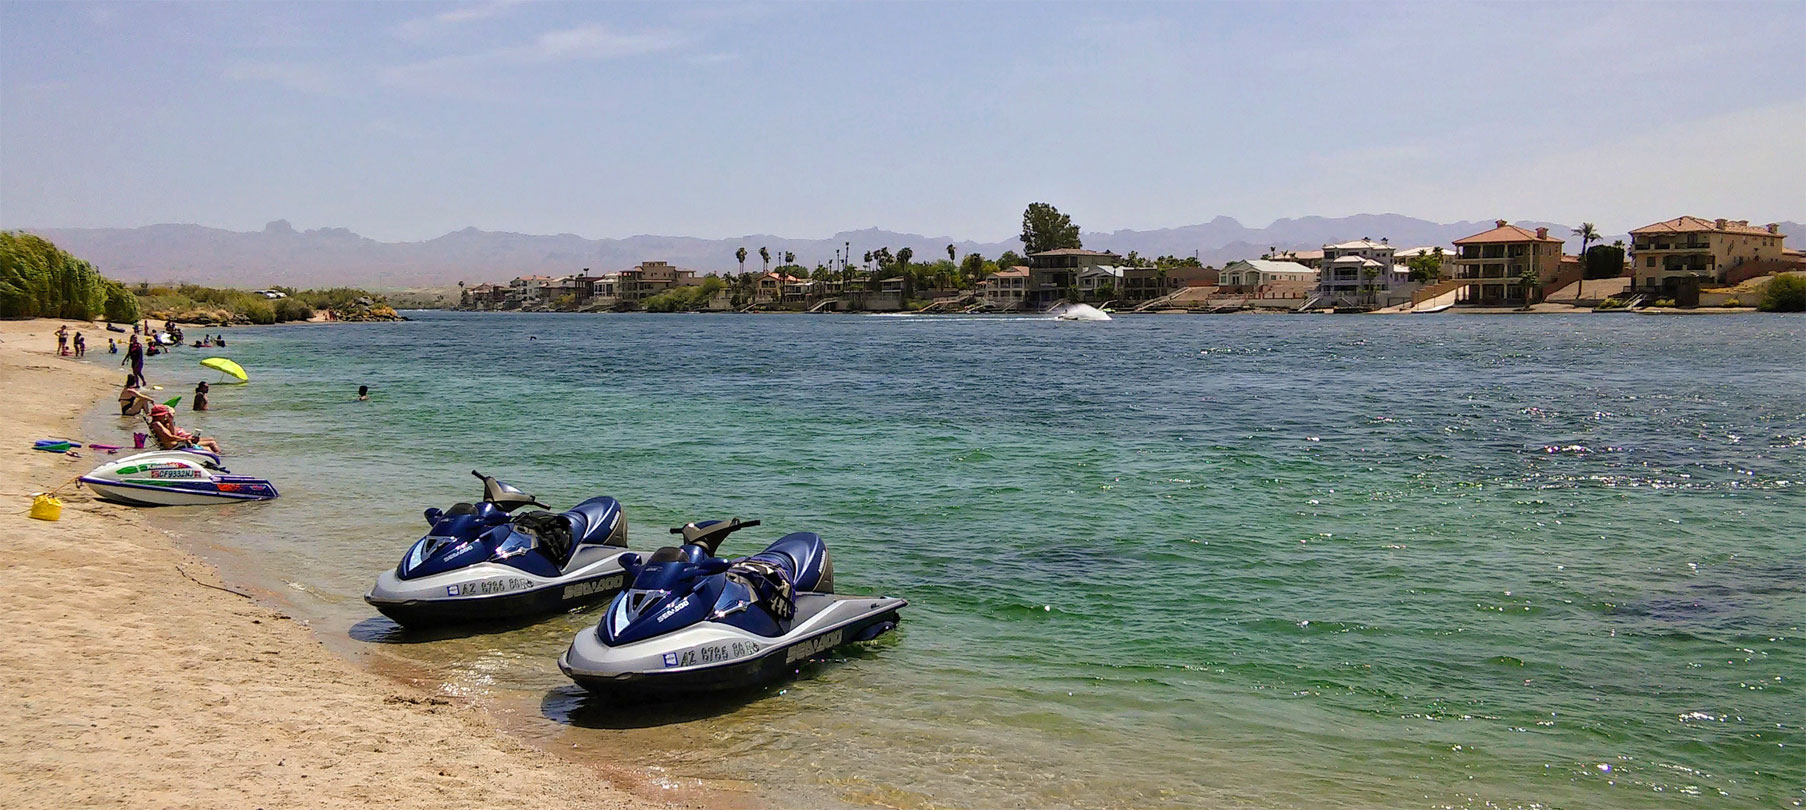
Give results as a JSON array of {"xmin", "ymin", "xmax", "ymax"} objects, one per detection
[{"xmin": 357, "ymin": 385, "xmax": 369, "ymax": 402}]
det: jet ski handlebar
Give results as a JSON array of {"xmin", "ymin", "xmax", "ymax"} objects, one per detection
[{"xmin": 669, "ymin": 518, "xmax": 759, "ymax": 555}]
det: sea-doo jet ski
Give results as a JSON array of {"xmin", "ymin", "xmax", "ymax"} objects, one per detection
[
  {"xmin": 78, "ymin": 448, "xmax": 278, "ymax": 506},
  {"xmin": 559, "ymin": 518, "xmax": 906, "ymax": 697},
  {"xmin": 365, "ymin": 471, "xmax": 633, "ymax": 628}
]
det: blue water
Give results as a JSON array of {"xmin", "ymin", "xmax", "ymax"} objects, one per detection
[{"xmin": 117, "ymin": 311, "xmax": 1804, "ymax": 809}]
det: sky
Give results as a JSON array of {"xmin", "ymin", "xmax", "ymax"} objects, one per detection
[{"xmin": 2, "ymin": 1, "xmax": 1802, "ymax": 242}]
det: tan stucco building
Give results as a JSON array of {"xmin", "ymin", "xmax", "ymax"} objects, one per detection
[
  {"xmin": 1449, "ymin": 221, "xmax": 1565, "ymax": 306},
  {"xmin": 1629, "ymin": 217, "xmax": 1786, "ymax": 292}
]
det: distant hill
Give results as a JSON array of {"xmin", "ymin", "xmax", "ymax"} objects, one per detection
[{"xmin": 17, "ymin": 216, "xmax": 1802, "ymax": 288}]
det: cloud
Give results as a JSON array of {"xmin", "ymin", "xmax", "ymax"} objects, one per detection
[
  {"xmin": 223, "ymin": 61, "xmax": 338, "ymax": 95},
  {"xmin": 512, "ymin": 25, "xmax": 689, "ymax": 62},
  {"xmin": 381, "ymin": 24, "xmax": 689, "ymax": 95},
  {"xmin": 397, "ymin": 0, "xmax": 526, "ymax": 40}
]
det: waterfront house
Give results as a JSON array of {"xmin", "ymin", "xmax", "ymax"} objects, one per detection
[
  {"xmin": 1314, "ymin": 238, "xmax": 1398, "ymax": 305},
  {"xmin": 1628, "ymin": 217, "xmax": 1786, "ymax": 294},
  {"xmin": 1076, "ymin": 265, "xmax": 1124, "ymax": 298},
  {"xmin": 1218, "ymin": 259, "xmax": 1317, "ymax": 290},
  {"xmin": 618, "ymin": 261, "xmax": 699, "ymax": 304},
  {"xmin": 754, "ymin": 272, "xmax": 802, "ymax": 304},
  {"xmin": 978, "ymin": 266, "xmax": 1029, "ymax": 308},
  {"xmin": 507, "ymin": 275, "xmax": 554, "ymax": 308},
  {"xmin": 1448, "ymin": 221, "xmax": 1565, "ymax": 306},
  {"xmin": 1026, "ymin": 248, "xmax": 1120, "ymax": 307}
]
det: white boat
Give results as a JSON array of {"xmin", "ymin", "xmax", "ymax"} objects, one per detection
[
  {"xmin": 1413, "ymin": 303, "xmax": 1454, "ymax": 314},
  {"xmin": 79, "ymin": 449, "xmax": 278, "ymax": 506}
]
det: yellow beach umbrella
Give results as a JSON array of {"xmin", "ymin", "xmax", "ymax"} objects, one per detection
[{"xmin": 200, "ymin": 357, "xmax": 248, "ymax": 383}]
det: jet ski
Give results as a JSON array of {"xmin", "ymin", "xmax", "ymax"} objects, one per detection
[
  {"xmin": 78, "ymin": 448, "xmax": 278, "ymax": 506},
  {"xmin": 365, "ymin": 471, "xmax": 634, "ymax": 628},
  {"xmin": 559, "ymin": 518, "xmax": 906, "ymax": 697}
]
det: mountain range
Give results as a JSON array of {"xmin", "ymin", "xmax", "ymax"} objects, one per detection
[{"xmin": 16, "ymin": 215, "xmax": 1803, "ymax": 289}]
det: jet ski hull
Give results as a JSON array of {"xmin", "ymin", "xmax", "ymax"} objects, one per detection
[
  {"xmin": 559, "ymin": 594, "xmax": 905, "ymax": 696},
  {"xmin": 366, "ymin": 559, "xmax": 630, "ymax": 628},
  {"xmin": 78, "ymin": 450, "xmax": 277, "ymax": 506}
]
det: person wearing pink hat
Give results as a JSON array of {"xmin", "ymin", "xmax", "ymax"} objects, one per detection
[{"xmin": 147, "ymin": 404, "xmax": 222, "ymax": 454}]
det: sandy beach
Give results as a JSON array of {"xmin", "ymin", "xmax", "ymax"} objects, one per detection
[{"xmin": 0, "ymin": 319, "xmax": 687, "ymax": 810}]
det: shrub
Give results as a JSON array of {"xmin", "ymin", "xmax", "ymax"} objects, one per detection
[
  {"xmin": 1652, "ymin": 298, "xmax": 1675, "ymax": 307},
  {"xmin": 0, "ymin": 231, "xmax": 117, "ymax": 319},
  {"xmin": 1723, "ymin": 297, "xmax": 1742, "ymax": 307},
  {"xmin": 1598, "ymin": 297, "xmax": 1625, "ymax": 309},
  {"xmin": 1759, "ymin": 274, "xmax": 1806, "ymax": 312},
  {"xmin": 103, "ymin": 283, "xmax": 140, "ymax": 323},
  {"xmin": 273, "ymin": 297, "xmax": 315, "ymax": 322}
]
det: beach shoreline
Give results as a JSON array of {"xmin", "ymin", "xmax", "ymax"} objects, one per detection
[{"xmin": 0, "ymin": 318, "xmax": 697, "ymax": 810}]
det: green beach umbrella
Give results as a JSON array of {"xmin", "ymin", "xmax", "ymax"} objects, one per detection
[{"xmin": 200, "ymin": 357, "xmax": 248, "ymax": 384}]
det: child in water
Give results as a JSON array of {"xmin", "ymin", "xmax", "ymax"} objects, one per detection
[
  {"xmin": 109, "ymin": 338, "xmax": 118, "ymax": 354},
  {"xmin": 194, "ymin": 381, "xmax": 210, "ymax": 411}
]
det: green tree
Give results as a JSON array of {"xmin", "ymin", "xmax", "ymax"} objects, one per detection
[
  {"xmin": 1572, "ymin": 222, "xmax": 1599, "ymax": 258},
  {"xmin": 996, "ymin": 250, "xmax": 1023, "ymax": 271},
  {"xmin": 960, "ymin": 253, "xmax": 987, "ymax": 286},
  {"xmin": 1583, "ymin": 244, "xmax": 1625, "ymax": 280},
  {"xmin": 1406, "ymin": 248, "xmax": 1445, "ymax": 284},
  {"xmin": 1019, "ymin": 202, "xmax": 1081, "ymax": 254},
  {"xmin": 759, "ymin": 247, "xmax": 770, "ymax": 274},
  {"xmin": 783, "ymin": 251, "xmax": 796, "ymax": 266},
  {"xmin": 1518, "ymin": 267, "xmax": 1541, "ymax": 307},
  {"xmin": 1759, "ymin": 273, "xmax": 1806, "ymax": 312},
  {"xmin": 946, "ymin": 243, "xmax": 956, "ymax": 264},
  {"xmin": 736, "ymin": 247, "xmax": 748, "ymax": 276}
]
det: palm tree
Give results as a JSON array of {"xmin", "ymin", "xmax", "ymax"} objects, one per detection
[
  {"xmin": 1361, "ymin": 267, "xmax": 1379, "ymax": 307},
  {"xmin": 1518, "ymin": 267, "xmax": 1541, "ymax": 308},
  {"xmin": 784, "ymin": 251, "xmax": 796, "ymax": 266},
  {"xmin": 1572, "ymin": 222, "xmax": 1600, "ymax": 300},
  {"xmin": 736, "ymin": 247, "xmax": 748, "ymax": 276},
  {"xmin": 759, "ymin": 247, "xmax": 770, "ymax": 274},
  {"xmin": 946, "ymin": 243, "xmax": 956, "ymax": 264}
]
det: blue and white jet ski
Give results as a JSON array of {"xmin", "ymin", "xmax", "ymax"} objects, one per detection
[
  {"xmin": 365, "ymin": 471, "xmax": 633, "ymax": 628},
  {"xmin": 79, "ymin": 448, "xmax": 278, "ymax": 506},
  {"xmin": 559, "ymin": 518, "xmax": 906, "ymax": 697}
]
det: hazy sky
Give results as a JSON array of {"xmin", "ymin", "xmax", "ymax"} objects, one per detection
[{"xmin": 2, "ymin": 1, "xmax": 1802, "ymax": 241}]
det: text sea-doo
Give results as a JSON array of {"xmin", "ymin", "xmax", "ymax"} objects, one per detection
[
  {"xmin": 79, "ymin": 449, "xmax": 278, "ymax": 506},
  {"xmin": 559, "ymin": 518, "xmax": 906, "ymax": 696},
  {"xmin": 365, "ymin": 471, "xmax": 633, "ymax": 628}
]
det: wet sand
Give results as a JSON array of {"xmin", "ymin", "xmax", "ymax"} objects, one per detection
[{"xmin": 0, "ymin": 319, "xmax": 692, "ymax": 810}]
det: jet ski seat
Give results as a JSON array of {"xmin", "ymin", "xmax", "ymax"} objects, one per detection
[
  {"xmin": 741, "ymin": 532, "xmax": 834, "ymax": 593},
  {"xmin": 513, "ymin": 497, "xmax": 626, "ymax": 566}
]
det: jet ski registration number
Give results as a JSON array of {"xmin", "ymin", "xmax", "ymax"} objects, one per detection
[{"xmin": 447, "ymin": 577, "xmax": 534, "ymax": 596}]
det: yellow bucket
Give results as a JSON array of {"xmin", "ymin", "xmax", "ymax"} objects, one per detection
[{"xmin": 29, "ymin": 493, "xmax": 63, "ymax": 522}]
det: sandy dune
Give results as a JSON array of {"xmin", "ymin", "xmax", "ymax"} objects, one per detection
[{"xmin": 0, "ymin": 320, "xmax": 691, "ymax": 810}]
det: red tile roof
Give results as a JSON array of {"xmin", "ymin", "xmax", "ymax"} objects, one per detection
[
  {"xmin": 1453, "ymin": 222, "xmax": 1562, "ymax": 245},
  {"xmin": 1630, "ymin": 216, "xmax": 1779, "ymax": 237}
]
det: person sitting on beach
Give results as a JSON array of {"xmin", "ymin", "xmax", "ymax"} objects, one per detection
[
  {"xmin": 109, "ymin": 337, "xmax": 119, "ymax": 354},
  {"xmin": 147, "ymin": 404, "xmax": 222, "ymax": 454},
  {"xmin": 194, "ymin": 381, "xmax": 210, "ymax": 411},
  {"xmin": 119, "ymin": 376, "xmax": 154, "ymax": 416}
]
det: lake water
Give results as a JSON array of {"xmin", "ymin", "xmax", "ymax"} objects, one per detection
[{"xmin": 111, "ymin": 311, "xmax": 1803, "ymax": 809}]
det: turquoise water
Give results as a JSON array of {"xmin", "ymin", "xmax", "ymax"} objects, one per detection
[{"xmin": 118, "ymin": 312, "xmax": 1802, "ymax": 808}]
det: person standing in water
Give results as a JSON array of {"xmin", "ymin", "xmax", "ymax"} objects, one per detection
[
  {"xmin": 55, "ymin": 325, "xmax": 69, "ymax": 356},
  {"xmin": 193, "ymin": 381, "xmax": 210, "ymax": 411},
  {"xmin": 73, "ymin": 332, "xmax": 86, "ymax": 358},
  {"xmin": 123, "ymin": 335, "xmax": 145, "ymax": 386}
]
